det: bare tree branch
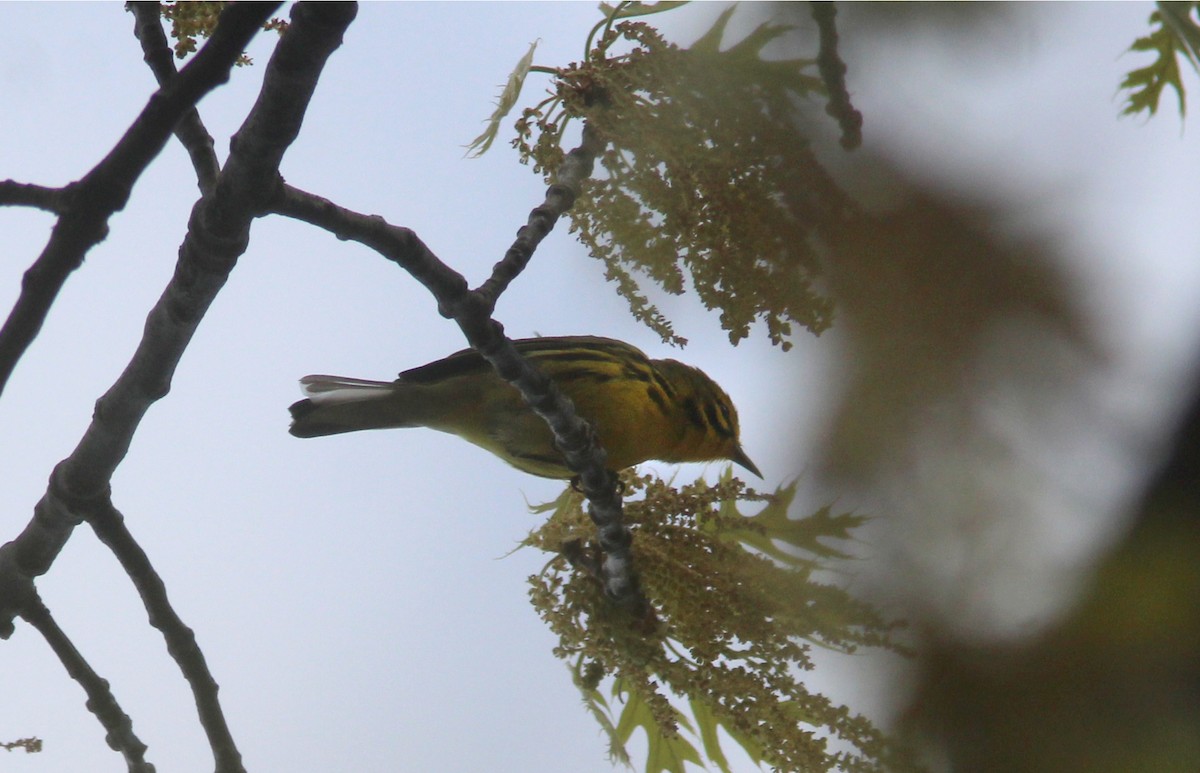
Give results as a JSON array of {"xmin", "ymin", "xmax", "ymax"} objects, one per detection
[
  {"xmin": 128, "ymin": 2, "xmax": 222, "ymax": 193},
  {"xmin": 0, "ymin": 2, "xmax": 357, "ymax": 642},
  {"xmin": 0, "ymin": 6, "xmax": 359, "ymax": 770},
  {"xmin": 21, "ymin": 593, "xmax": 154, "ymax": 773},
  {"xmin": 270, "ymin": 184, "xmax": 470, "ymax": 306},
  {"xmin": 0, "ymin": 2, "xmax": 279, "ymax": 401}
]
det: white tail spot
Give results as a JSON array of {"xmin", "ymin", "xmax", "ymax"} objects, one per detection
[{"xmin": 299, "ymin": 375, "xmax": 395, "ymax": 405}]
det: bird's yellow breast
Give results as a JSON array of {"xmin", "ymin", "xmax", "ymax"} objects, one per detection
[{"xmin": 410, "ymin": 368, "xmax": 685, "ymax": 478}]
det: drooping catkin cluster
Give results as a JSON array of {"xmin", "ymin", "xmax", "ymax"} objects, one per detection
[
  {"xmin": 525, "ymin": 470, "xmax": 922, "ymax": 772},
  {"xmin": 514, "ymin": 13, "xmax": 852, "ymax": 350}
]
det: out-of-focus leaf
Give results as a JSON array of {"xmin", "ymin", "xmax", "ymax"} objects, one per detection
[
  {"xmin": 688, "ymin": 4, "xmax": 736, "ymax": 54},
  {"xmin": 689, "ymin": 697, "xmax": 766, "ymax": 773},
  {"xmin": 1161, "ymin": 1, "xmax": 1200, "ymax": 71},
  {"xmin": 599, "ymin": 1, "xmax": 691, "ymax": 21},
  {"xmin": 734, "ymin": 502, "xmax": 867, "ymax": 565},
  {"xmin": 1120, "ymin": 2, "xmax": 1200, "ymax": 118},
  {"xmin": 467, "ymin": 40, "xmax": 539, "ymax": 157},
  {"xmin": 721, "ymin": 18, "xmax": 792, "ymax": 59}
]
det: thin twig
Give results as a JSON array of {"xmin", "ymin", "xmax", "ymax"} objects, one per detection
[
  {"xmin": 0, "ymin": 2, "xmax": 278, "ymax": 402},
  {"xmin": 21, "ymin": 593, "xmax": 155, "ymax": 773},
  {"xmin": 84, "ymin": 497, "xmax": 232, "ymax": 773},
  {"xmin": 473, "ymin": 122, "xmax": 605, "ymax": 310}
]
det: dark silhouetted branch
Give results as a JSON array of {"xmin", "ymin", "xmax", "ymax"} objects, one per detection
[
  {"xmin": 0, "ymin": 2, "xmax": 279, "ymax": 401},
  {"xmin": 59, "ymin": 0, "xmax": 355, "ymax": 503},
  {"xmin": 0, "ymin": 4, "xmax": 358, "ymax": 769},
  {"xmin": 21, "ymin": 593, "xmax": 154, "ymax": 773},
  {"xmin": 0, "ymin": 180, "xmax": 71, "ymax": 214},
  {"xmin": 0, "ymin": 0, "xmax": 356, "ymax": 644},
  {"xmin": 811, "ymin": 2, "xmax": 862, "ymax": 150}
]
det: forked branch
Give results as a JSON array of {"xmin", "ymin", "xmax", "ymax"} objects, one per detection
[
  {"xmin": 0, "ymin": 2, "xmax": 279, "ymax": 400},
  {"xmin": 129, "ymin": 1, "xmax": 222, "ymax": 192},
  {"xmin": 0, "ymin": 5, "xmax": 358, "ymax": 770}
]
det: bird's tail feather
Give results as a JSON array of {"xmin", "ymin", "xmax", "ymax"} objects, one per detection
[
  {"xmin": 289, "ymin": 375, "xmax": 412, "ymax": 438},
  {"xmin": 299, "ymin": 375, "xmax": 395, "ymax": 405}
]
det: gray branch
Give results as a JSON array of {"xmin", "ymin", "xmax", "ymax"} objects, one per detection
[
  {"xmin": 473, "ymin": 122, "xmax": 604, "ymax": 310},
  {"xmin": 84, "ymin": 498, "xmax": 229, "ymax": 773}
]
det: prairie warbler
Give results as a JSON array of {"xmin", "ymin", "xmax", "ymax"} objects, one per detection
[{"xmin": 289, "ymin": 336, "xmax": 760, "ymax": 479}]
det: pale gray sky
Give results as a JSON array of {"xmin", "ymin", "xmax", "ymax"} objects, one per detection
[{"xmin": 1, "ymin": 3, "xmax": 1198, "ymax": 772}]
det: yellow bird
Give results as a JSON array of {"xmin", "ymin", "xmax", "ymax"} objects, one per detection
[{"xmin": 289, "ymin": 335, "xmax": 760, "ymax": 480}]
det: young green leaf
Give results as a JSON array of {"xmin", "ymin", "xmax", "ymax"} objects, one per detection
[
  {"xmin": 1120, "ymin": 2, "xmax": 1200, "ymax": 118},
  {"xmin": 612, "ymin": 679, "xmax": 703, "ymax": 773},
  {"xmin": 467, "ymin": 39, "xmax": 539, "ymax": 157}
]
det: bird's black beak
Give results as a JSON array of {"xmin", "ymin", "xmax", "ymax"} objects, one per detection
[{"xmin": 731, "ymin": 444, "xmax": 762, "ymax": 479}]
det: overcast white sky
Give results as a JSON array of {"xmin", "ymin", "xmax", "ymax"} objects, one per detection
[{"xmin": 1, "ymin": 3, "xmax": 1198, "ymax": 772}]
